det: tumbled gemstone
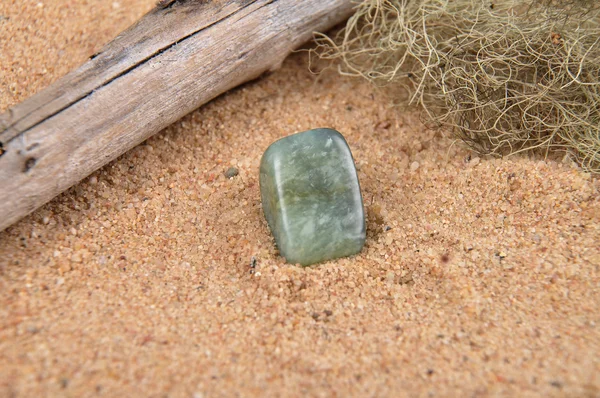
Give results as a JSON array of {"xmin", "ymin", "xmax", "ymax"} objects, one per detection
[{"xmin": 259, "ymin": 128, "xmax": 366, "ymax": 266}]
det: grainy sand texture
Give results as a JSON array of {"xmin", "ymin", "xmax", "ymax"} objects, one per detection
[{"xmin": 1, "ymin": 1, "xmax": 599, "ymax": 397}]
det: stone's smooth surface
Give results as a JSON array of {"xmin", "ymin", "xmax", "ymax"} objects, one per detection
[{"xmin": 260, "ymin": 128, "xmax": 366, "ymax": 266}]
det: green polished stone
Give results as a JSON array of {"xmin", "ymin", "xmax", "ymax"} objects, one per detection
[{"xmin": 259, "ymin": 128, "xmax": 366, "ymax": 266}]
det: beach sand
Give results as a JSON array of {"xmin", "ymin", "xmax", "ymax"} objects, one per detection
[{"xmin": 1, "ymin": 1, "xmax": 599, "ymax": 396}]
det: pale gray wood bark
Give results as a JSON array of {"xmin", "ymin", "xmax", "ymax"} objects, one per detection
[{"xmin": 0, "ymin": 0, "xmax": 353, "ymax": 232}]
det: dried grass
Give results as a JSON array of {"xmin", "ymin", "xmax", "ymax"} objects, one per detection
[{"xmin": 314, "ymin": 0, "xmax": 600, "ymax": 172}]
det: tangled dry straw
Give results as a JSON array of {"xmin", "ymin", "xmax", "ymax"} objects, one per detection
[{"xmin": 314, "ymin": 0, "xmax": 600, "ymax": 172}]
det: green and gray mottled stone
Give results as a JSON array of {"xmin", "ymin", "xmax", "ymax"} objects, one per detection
[{"xmin": 259, "ymin": 128, "xmax": 366, "ymax": 266}]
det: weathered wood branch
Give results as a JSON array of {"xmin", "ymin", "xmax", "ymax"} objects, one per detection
[{"xmin": 0, "ymin": 0, "xmax": 354, "ymax": 232}]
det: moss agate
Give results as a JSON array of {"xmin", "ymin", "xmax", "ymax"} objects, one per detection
[{"xmin": 259, "ymin": 128, "xmax": 366, "ymax": 266}]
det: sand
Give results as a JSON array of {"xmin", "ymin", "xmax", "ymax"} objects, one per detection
[{"xmin": 1, "ymin": 1, "xmax": 599, "ymax": 397}]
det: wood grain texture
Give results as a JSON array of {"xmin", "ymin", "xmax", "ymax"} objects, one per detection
[{"xmin": 0, "ymin": 0, "xmax": 354, "ymax": 232}]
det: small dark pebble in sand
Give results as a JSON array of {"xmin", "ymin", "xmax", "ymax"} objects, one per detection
[
  {"xmin": 550, "ymin": 381, "xmax": 563, "ymax": 389},
  {"xmin": 224, "ymin": 167, "xmax": 239, "ymax": 178}
]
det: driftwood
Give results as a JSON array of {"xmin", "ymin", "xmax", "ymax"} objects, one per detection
[{"xmin": 0, "ymin": 0, "xmax": 354, "ymax": 232}]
